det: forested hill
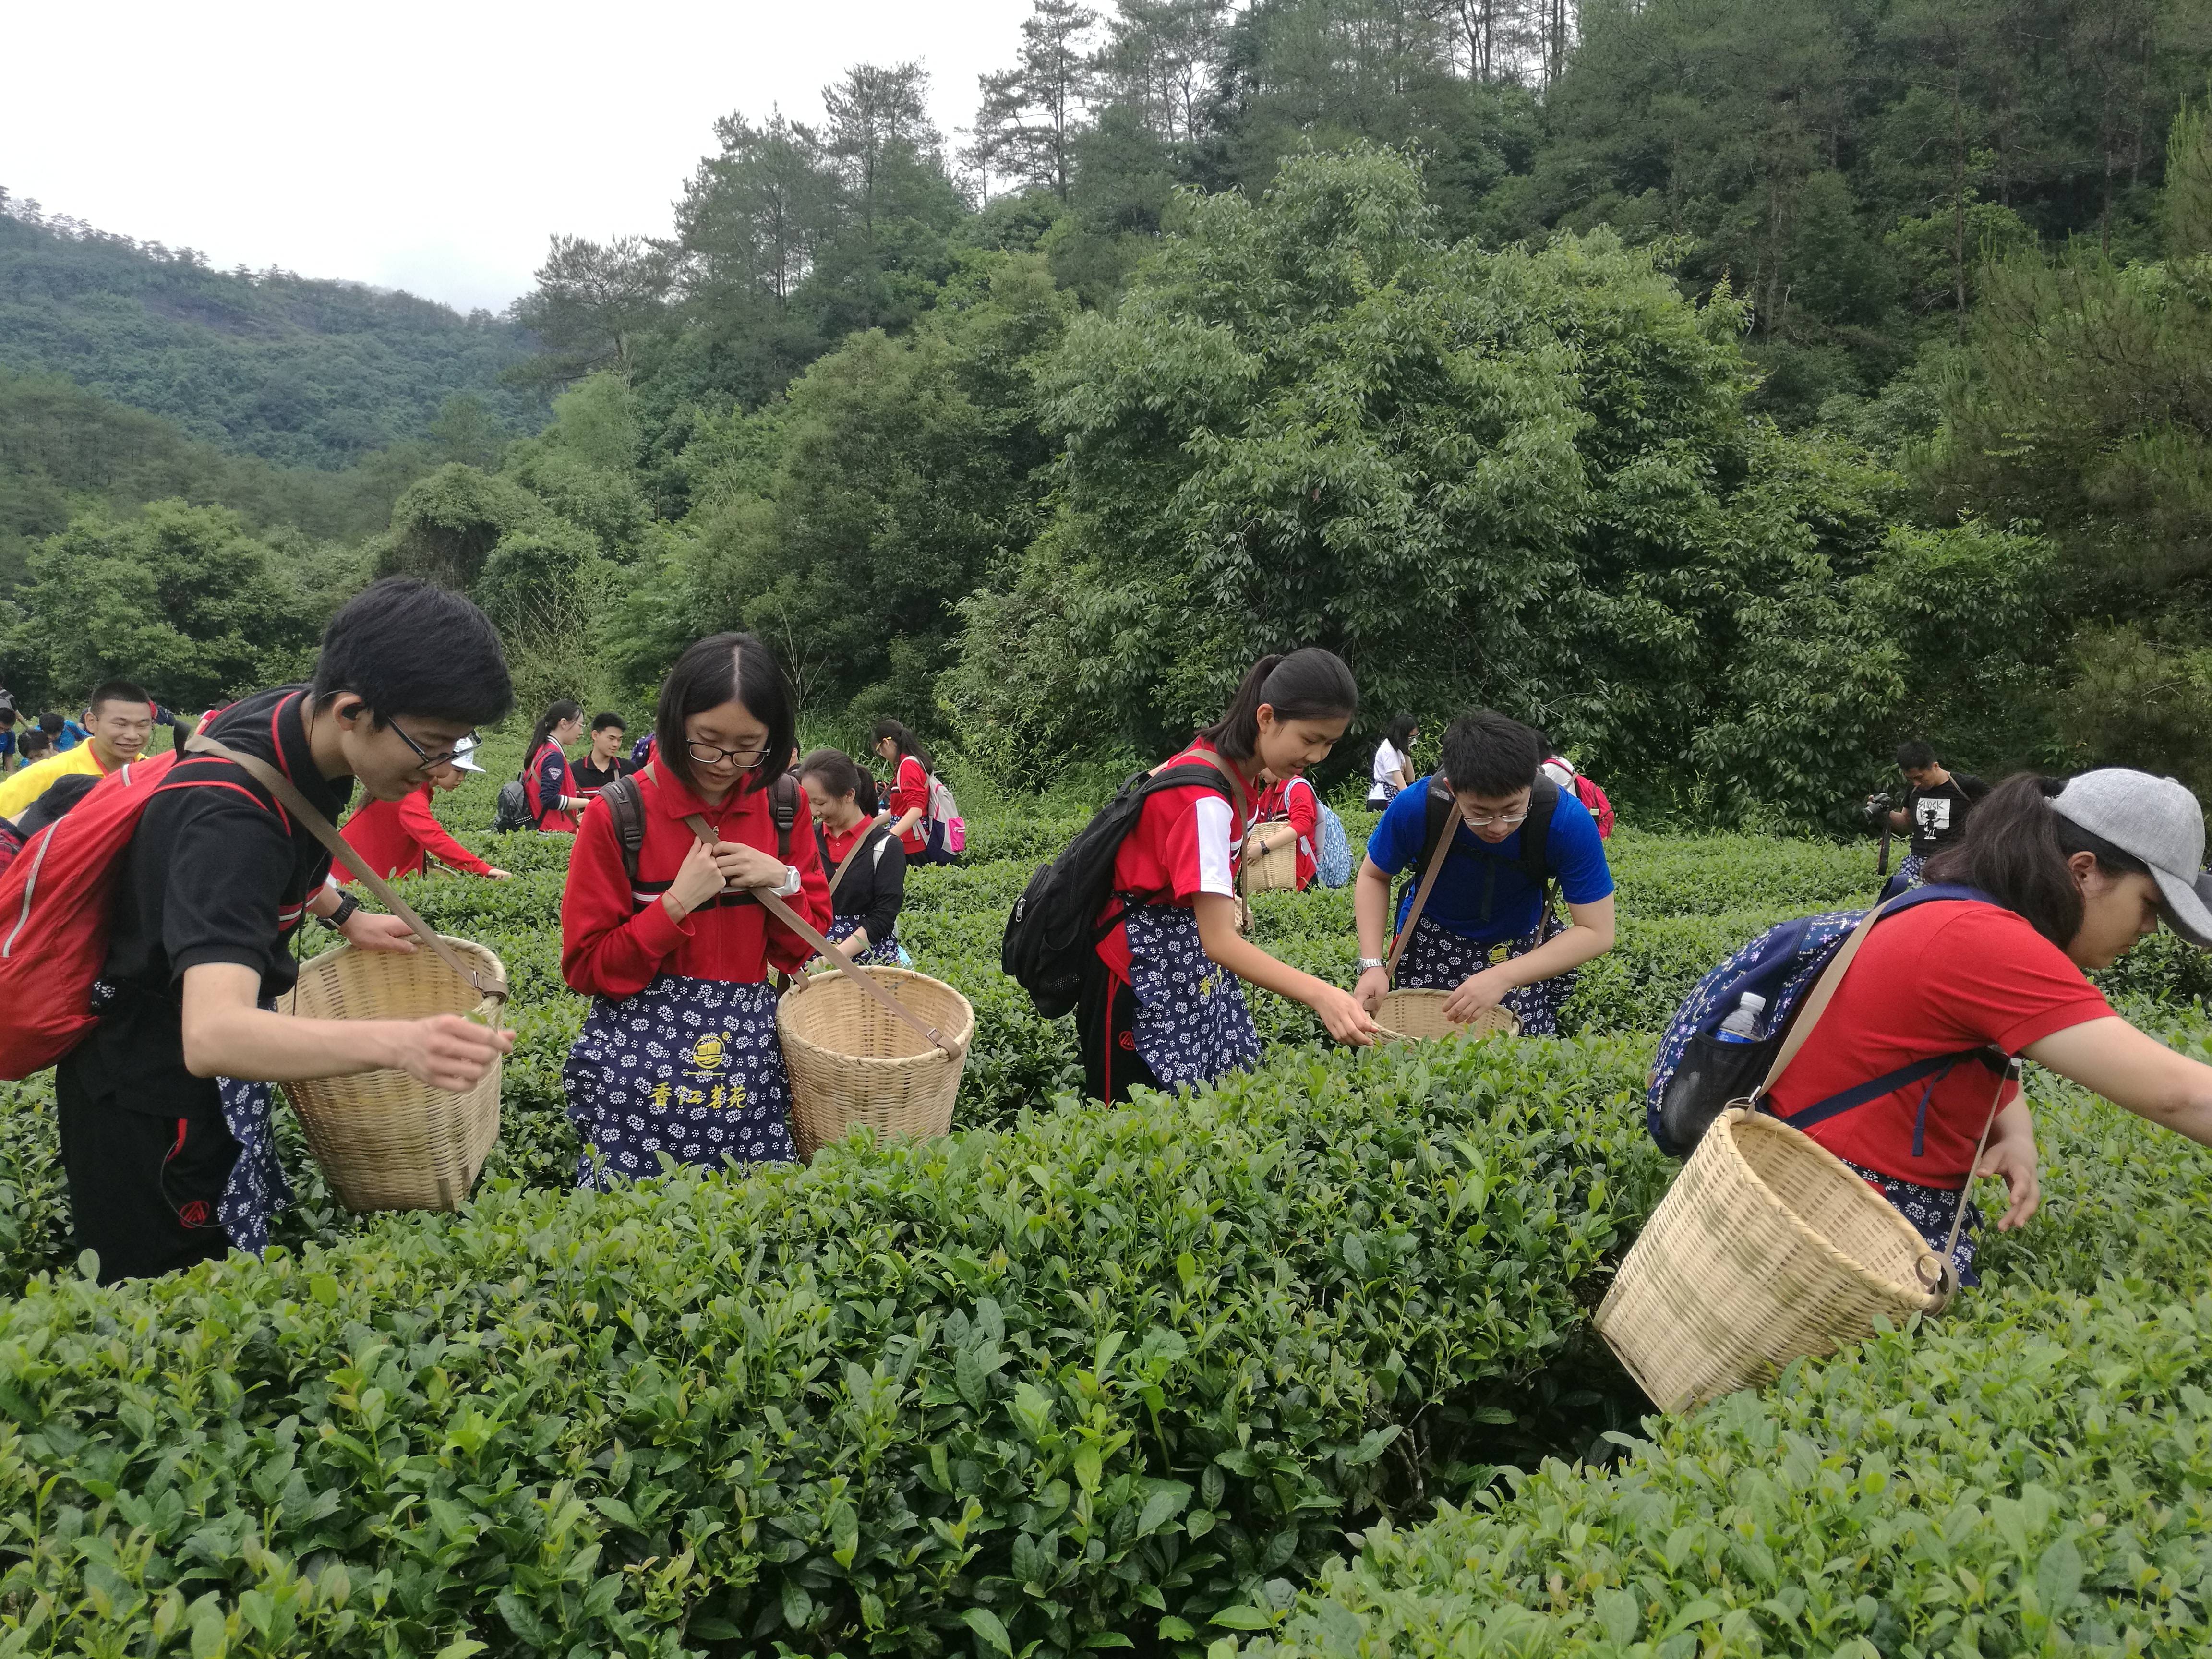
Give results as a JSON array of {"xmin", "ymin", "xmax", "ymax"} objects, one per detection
[{"xmin": 0, "ymin": 193, "xmax": 545, "ymax": 469}]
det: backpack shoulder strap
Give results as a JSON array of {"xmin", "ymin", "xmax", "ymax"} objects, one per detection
[
  {"xmin": 827, "ymin": 817, "xmax": 883, "ymax": 901},
  {"xmin": 602, "ymin": 773, "xmax": 647, "ymax": 885},
  {"xmin": 770, "ymin": 773, "xmax": 799, "ymax": 860},
  {"xmin": 1519, "ymin": 777, "xmax": 1560, "ymax": 889}
]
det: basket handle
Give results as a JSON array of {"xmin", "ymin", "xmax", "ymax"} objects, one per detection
[
  {"xmin": 681, "ymin": 813, "xmax": 960, "ymax": 1059},
  {"xmin": 1915, "ymin": 1057, "xmax": 2017, "ymax": 1311},
  {"xmin": 185, "ymin": 734, "xmax": 503, "ymax": 1002}
]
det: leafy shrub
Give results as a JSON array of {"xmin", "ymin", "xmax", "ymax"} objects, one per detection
[
  {"xmin": 1246, "ymin": 1280, "xmax": 2212, "ymax": 1657},
  {"xmin": 0, "ymin": 1037, "xmax": 1664, "ymax": 1658}
]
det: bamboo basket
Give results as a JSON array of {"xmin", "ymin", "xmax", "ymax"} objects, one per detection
[
  {"xmin": 279, "ymin": 937, "xmax": 507, "ymax": 1213},
  {"xmin": 1241, "ymin": 828, "xmax": 1298, "ymax": 894},
  {"xmin": 778, "ymin": 966, "xmax": 975, "ymax": 1159},
  {"xmin": 1596, "ymin": 1108, "xmax": 1948, "ymax": 1411},
  {"xmin": 1373, "ymin": 989, "xmax": 1519, "ymax": 1042}
]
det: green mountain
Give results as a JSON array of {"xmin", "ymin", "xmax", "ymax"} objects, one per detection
[{"xmin": 0, "ymin": 192, "xmax": 545, "ymax": 469}]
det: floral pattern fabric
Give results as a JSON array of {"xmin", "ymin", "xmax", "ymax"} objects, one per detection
[
  {"xmin": 217, "ymin": 1071, "xmax": 289, "ymax": 1256},
  {"xmin": 1122, "ymin": 904, "xmax": 1259, "ymax": 1088},
  {"xmin": 1842, "ymin": 1156, "xmax": 1983, "ymax": 1287},
  {"xmin": 563, "ymin": 976, "xmax": 795, "ymax": 1189},
  {"xmin": 1395, "ymin": 914, "xmax": 1575, "ymax": 1036},
  {"xmin": 826, "ymin": 914, "xmax": 901, "ymax": 967}
]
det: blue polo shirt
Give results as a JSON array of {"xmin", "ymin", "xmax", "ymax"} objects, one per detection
[{"xmin": 1368, "ymin": 777, "xmax": 1614, "ymax": 945}]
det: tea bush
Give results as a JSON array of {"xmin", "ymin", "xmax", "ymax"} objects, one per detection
[
  {"xmin": 1241, "ymin": 1040, "xmax": 2212, "ymax": 1657},
  {"xmin": 0, "ymin": 1037, "xmax": 1666, "ymax": 1658}
]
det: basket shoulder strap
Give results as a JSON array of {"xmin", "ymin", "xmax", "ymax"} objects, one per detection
[
  {"xmin": 1751, "ymin": 901, "xmax": 1894, "ymax": 1101},
  {"xmin": 680, "ymin": 809, "xmax": 956, "ymax": 1058},
  {"xmin": 1387, "ymin": 792, "xmax": 1463, "ymax": 982},
  {"xmin": 826, "ymin": 817, "xmax": 883, "ymax": 901},
  {"xmin": 184, "ymin": 734, "xmax": 495, "ymax": 998}
]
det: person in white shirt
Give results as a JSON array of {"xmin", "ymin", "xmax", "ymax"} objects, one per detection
[{"xmin": 1369, "ymin": 713, "xmax": 1419, "ymax": 807}]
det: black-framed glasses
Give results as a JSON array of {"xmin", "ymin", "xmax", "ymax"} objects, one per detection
[
  {"xmin": 686, "ymin": 739, "xmax": 772, "ymax": 768},
  {"xmin": 389, "ymin": 715, "xmax": 479, "ymax": 774}
]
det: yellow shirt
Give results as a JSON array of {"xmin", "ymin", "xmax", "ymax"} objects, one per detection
[{"xmin": 0, "ymin": 742, "xmax": 125, "ymax": 821}]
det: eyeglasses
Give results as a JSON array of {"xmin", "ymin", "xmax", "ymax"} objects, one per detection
[
  {"xmin": 389, "ymin": 716, "xmax": 479, "ymax": 774},
  {"xmin": 1461, "ymin": 807, "xmax": 1529, "ymax": 830},
  {"xmin": 686, "ymin": 739, "xmax": 772, "ymax": 768}
]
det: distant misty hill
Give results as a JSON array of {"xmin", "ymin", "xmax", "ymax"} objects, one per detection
[{"xmin": 0, "ymin": 193, "xmax": 545, "ymax": 470}]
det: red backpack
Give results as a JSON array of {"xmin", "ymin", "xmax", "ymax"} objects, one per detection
[
  {"xmin": 1548, "ymin": 757, "xmax": 1615, "ymax": 838},
  {"xmin": 0, "ymin": 750, "xmax": 245, "ymax": 1080}
]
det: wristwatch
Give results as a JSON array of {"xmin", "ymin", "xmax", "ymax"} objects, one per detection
[
  {"xmin": 777, "ymin": 864, "xmax": 802, "ymax": 897},
  {"xmin": 1355, "ymin": 956, "xmax": 1387, "ymax": 973},
  {"xmin": 322, "ymin": 891, "xmax": 362, "ymax": 932}
]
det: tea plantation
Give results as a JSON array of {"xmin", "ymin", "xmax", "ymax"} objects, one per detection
[{"xmin": 0, "ymin": 776, "xmax": 2208, "ymax": 1656}]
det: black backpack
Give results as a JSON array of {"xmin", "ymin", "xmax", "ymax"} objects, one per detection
[
  {"xmin": 491, "ymin": 775, "xmax": 533, "ymax": 834},
  {"xmin": 1002, "ymin": 760, "xmax": 1239, "ymax": 1018},
  {"xmin": 600, "ymin": 769, "xmax": 801, "ymax": 887},
  {"xmin": 1393, "ymin": 775, "xmax": 1562, "ymax": 936}
]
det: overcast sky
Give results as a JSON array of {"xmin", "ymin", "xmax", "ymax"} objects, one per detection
[{"xmin": 4, "ymin": 0, "xmax": 1036, "ymax": 314}]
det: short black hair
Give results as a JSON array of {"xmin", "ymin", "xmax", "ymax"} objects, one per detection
[
  {"xmin": 37, "ymin": 713, "xmax": 61, "ymax": 735},
  {"xmin": 655, "ymin": 633, "xmax": 796, "ymax": 798},
  {"xmin": 1896, "ymin": 739, "xmax": 1937, "ymax": 770},
  {"xmin": 19, "ymin": 729, "xmax": 50, "ymax": 758},
  {"xmin": 88, "ymin": 679, "xmax": 149, "ymax": 716},
  {"xmin": 311, "ymin": 577, "xmax": 512, "ymax": 727},
  {"xmin": 591, "ymin": 710, "xmax": 627, "ymax": 733},
  {"xmin": 1439, "ymin": 709, "xmax": 1543, "ymax": 798}
]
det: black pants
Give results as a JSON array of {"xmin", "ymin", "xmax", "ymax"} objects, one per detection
[
  {"xmin": 55, "ymin": 1053, "xmax": 237, "ymax": 1284},
  {"xmin": 1076, "ymin": 954, "xmax": 1161, "ymax": 1106}
]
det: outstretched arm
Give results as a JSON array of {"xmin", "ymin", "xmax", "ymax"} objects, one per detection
[{"xmin": 2025, "ymin": 1017, "xmax": 2212, "ymax": 1147}]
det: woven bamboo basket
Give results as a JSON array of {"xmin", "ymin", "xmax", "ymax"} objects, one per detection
[
  {"xmin": 279, "ymin": 937, "xmax": 507, "ymax": 1213},
  {"xmin": 1373, "ymin": 989, "xmax": 1519, "ymax": 1042},
  {"xmin": 1596, "ymin": 1108, "xmax": 1948, "ymax": 1411},
  {"xmin": 1241, "ymin": 829, "xmax": 1298, "ymax": 894},
  {"xmin": 779, "ymin": 966, "xmax": 975, "ymax": 1159}
]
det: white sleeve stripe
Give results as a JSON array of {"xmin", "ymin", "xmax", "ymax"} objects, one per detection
[{"xmin": 1194, "ymin": 795, "xmax": 1236, "ymax": 896}]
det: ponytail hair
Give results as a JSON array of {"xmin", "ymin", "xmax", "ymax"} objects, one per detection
[
  {"xmin": 871, "ymin": 718, "xmax": 932, "ymax": 774},
  {"xmin": 1924, "ymin": 772, "xmax": 2151, "ymax": 947},
  {"xmin": 798, "ymin": 747, "xmax": 872, "ymax": 809},
  {"xmin": 525, "ymin": 699, "xmax": 581, "ymax": 765},
  {"xmin": 1199, "ymin": 648, "xmax": 1359, "ymax": 763}
]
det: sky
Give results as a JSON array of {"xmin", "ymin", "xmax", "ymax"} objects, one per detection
[{"xmin": 2, "ymin": 0, "xmax": 1037, "ymax": 315}]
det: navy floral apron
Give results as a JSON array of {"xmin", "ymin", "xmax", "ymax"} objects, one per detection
[
  {"xmin": 1122, "ymin": 905, "xmax": 1259, "ymax": 1087},
  {"xmin": 563, "ymin": 976, "xmax": 795, "ymax": 1189},
  {"xmin": 1395, "ymin": 914, "xmax": 1575, "ymax": 1036},
  {"xmin": 1841, "ymin": 1157, "xmax": 1984, "ymax": 1286},
  {"xmin": 827, "ymin": 915, "xmax": 901, "ymax": 967},
  {"xmin": 217, "ymin": 1070, "xmax": 288, "ymax": 1255}
]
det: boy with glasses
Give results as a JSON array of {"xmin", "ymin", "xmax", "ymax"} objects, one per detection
[
  {"xmin": 55, "ymin": 578, "xmax": 516, "ymax": 1282},
  {"xmin": 1350, "ymin": 709, "xmax": 1617, "ymax": 1035}
]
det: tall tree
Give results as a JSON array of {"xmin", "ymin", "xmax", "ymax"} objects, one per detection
[
  {"xmin": 823, "ymin": 62, "xmax": 944, "ymax": 237},
  {"xmin": 1099, "ymin": 0, "xmax": 1231, "ymax": 146},
  {"xmin": 676, "ymin": 109, "xmax": 840, "ymax": 306},
  {"xmin": 974, "ymin": 0, "xmax": 1103, "ymax": 200},
  {"xmin": 513, "ymin": 235, "xmax": 670, "ymax": 383}
]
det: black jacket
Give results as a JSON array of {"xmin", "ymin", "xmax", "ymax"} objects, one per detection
[{"xmin": 818, "ymin": 819, "xmax": 906, "ymax": 942}]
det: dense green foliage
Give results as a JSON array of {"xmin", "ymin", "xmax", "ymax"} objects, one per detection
[
  {"xmin": 0, "ymin": 772, "xmax": 2206, "ymax": 1655},
  {"xmin": 0, "ymin": 197, "xmax": 542, "ymax": 469}
]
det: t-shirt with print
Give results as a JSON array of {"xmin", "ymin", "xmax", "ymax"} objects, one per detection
[
  {"xmin": 1905, "ymin": 772, "xmax": 1989, "ymax": 858},
  {"xmin": 1365, "ymin": 777, "xmax": 1613, "ymax": 946},
  {"xmin": 69, "ymin": 685, "xmax": 352, "ymax": 1114},
  {"xmin": 1094, "ymin": 738, "xmax": 1252, "ymax": 982},
  {"xmin": 1772, "ymin": 898, "xmax": 2110, "ymax": 1187}
]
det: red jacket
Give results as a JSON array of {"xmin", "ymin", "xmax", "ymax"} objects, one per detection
[
  {"xmin": 339, "ymin": 786, "xmax": 493, "ymax": 882},
  {"xmin": 561, "ymin": 764, "xmax": 832, "ymax": 999}
]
